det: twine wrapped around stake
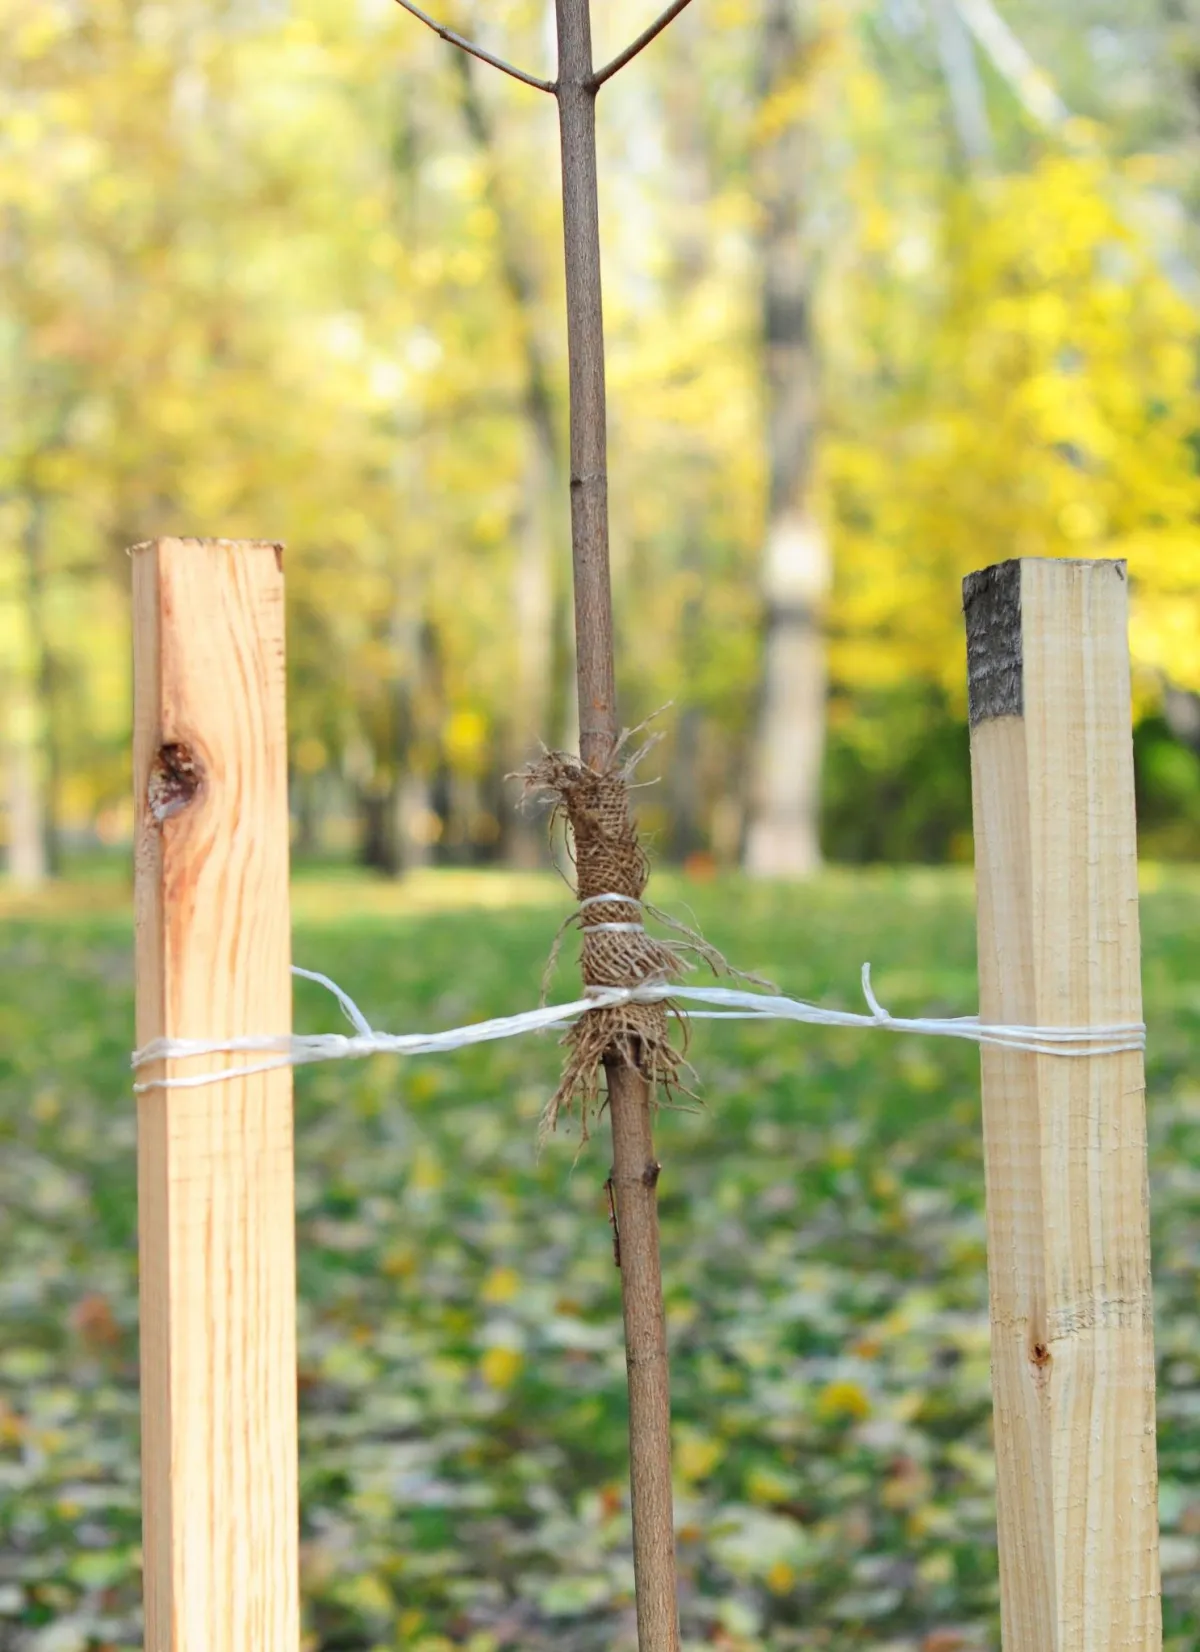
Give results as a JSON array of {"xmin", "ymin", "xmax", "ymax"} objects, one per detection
[{"xmin": 520, "ymin": 742, "xmax": 764, "ymax": 1142}]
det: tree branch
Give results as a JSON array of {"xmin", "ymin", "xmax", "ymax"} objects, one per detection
[
  {"xmin": 589, "ymin": 0, "xmax": 697, "ymax": 89},
  {"xmin": 953, "ymin": 0, "xmax": 1069, "ymax": 131},
  {"xmin": 392, "ymin": 0, "xmax": 556, "ymax": 93}
]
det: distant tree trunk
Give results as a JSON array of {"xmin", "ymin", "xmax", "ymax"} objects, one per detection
[
  {"xmin": 668, "ymin": 518, "xmax": 706, "ymax": 862},
  {"xmin": 385, "ymin": 598, "xmax": 423, "ymax": 878},
  {"xmin": 358, "ymin": 787, "xmax": 398, "ymax": 875},
  {"xmin": 1164, "ymin": 685, "xmax": 1200, "ymax": 756},
  {"xmin": 389, "ymin": 597, "xmax": 437, "ymax": 873},
  {"xmin": 396, "ymin": 771, "xmax": 436, "ymax": 869},
  {"xmin": 928, "ymin": 0, "xmax": 994, "ymax": 170},
  {"xmin": 444, "ymin": 771, "xmax": 484, "ymax": 863},
  {"xmin": 5, "ymin": 707, "xmax": 48, "ymax": 887},
  {"xmin": 407, "ymin": 611, "xmax": 444, "ymax": 865},
  {"xmin": 510, "ymin": 431, "xmax": 556, "ymax": 865},
  {"xmin": 452, "ymin": 52, "xmax": 571, "ymax": 862},
  {"xmin": 660, "ymin": 45, "xmax": 716, "ymax": 864},
  {"xmin": 292, "ymin": 771, "xmax": 320, "ymax": 858},
  {"xmin": 668, "ymin": 707, "xmax": 704, "ymax": 862},
  {"xmin": 358, "ymin": 773, "xmax": 436, "ymax": 876},
  {"xmin": 358, "ymin": 600, "xmax": 442, "ymax": 876},
  {"xmin": 744, "ymin": 0, "xmax": 829, "ymax": 879},
  {"xmin": 18, "ymin": 494, "xmax": 62, "ymax": 877}
]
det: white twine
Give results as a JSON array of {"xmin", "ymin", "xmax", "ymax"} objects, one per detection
[
  {"xmin": 578, "ymin": 891, "xmax": 646, "ymax": 935},
  {"xmin": 130, "ymin": 961, "xmax": 1146, "ymax": 1092}
]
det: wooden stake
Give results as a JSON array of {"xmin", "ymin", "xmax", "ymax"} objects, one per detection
[
  {"xmin": 132, "ymin": 538, "xmax": 299, "ymax": 1652},
  {"xmin": 965, "ymin": 558, "xmax": 1161, "ymax": 1652}
]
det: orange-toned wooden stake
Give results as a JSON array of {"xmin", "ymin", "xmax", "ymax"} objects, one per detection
[
  {"xmin": 132, "ymin": 538, "xmax": 299, "ymax": 1652},
  {"xmin": 965, "ymin": 558, "xmax": 1161, "ymax": 1652}
]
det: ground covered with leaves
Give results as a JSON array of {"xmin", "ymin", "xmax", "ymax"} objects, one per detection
[{"xmin": 1, "ymin": 868, "xmax": 1198, "ymax": 1652}]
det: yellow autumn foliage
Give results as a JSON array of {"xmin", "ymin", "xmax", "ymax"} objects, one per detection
[
  {"xmin": 823, "ymin": 153, "xmax": 1200, "ymax": 702},
  {"xmin": 815, "ymin": 1378, "xmax": 872, "ymax": 1422},
  {"xmin": 479, "ymin": 1345, "xmax": 524, "ymax": 1390},
  {"xmin": 1, "ymin": 0, "xmax": 1196, "ymax": 863}
]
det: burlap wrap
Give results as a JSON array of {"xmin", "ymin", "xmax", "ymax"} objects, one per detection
[{"xmin": 521, "ymin": 749, "xmax": 686, "ymax": 1139}]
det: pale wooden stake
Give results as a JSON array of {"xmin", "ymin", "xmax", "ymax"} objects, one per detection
[
  {"xmin": 965, "ymin": 558, "xmax": 1161, "ymax": 1652},
  {"xmin": 133, "ymin": 538, "xmax": 299, "ymax": 1652}
]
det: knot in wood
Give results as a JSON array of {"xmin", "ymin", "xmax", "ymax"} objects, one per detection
[{"xmin": 148, "ymin": 742, "xmax": 205, "ymax": 823}]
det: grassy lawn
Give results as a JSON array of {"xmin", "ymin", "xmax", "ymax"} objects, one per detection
[{"xmin": 1, "ymin": 868, "xmax": 1197, "ymax": 1651}]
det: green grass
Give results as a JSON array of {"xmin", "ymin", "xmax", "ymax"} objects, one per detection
[{"xmin": 1, "ymin": 868, "xmax": 1198, "ymax": 1651}]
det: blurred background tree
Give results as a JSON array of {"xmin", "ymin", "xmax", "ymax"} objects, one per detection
[{"xmin": 2, "ymin": 0, "xmax": 1198, "ymax": 885}]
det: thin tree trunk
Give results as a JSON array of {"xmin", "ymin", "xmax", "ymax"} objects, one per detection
[
  {"xmin": 396, "ymin": 3, "xmax": 689, "ymax": 1639},
  {"xmin": 555, "ymin": 9, "xmax": 616, "ymax": 761},
  {"xmin": 744, "ymin": 0, "xmax": 828, "ymax": 879},
  {"xmin": 555, "ymin": 3, "xmax": 680, "ymax": 1646}
]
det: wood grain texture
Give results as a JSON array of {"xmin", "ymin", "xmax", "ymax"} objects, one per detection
[
  {"xmin": 965, "ymin": 557, "xmax": 1160, "ymax": 1652},
  {"xmin": 132, "ymin": 538, "xmax": 299, "ymax": 1652}
]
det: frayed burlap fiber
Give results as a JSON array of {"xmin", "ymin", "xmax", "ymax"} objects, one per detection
[{"xmin": 521, "ymin": 741, "xmax": 765, "ymax": 1142}]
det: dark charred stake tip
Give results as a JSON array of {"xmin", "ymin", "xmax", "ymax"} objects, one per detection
[
  {"xmin": 148, "ymin": 742, "xmax": 205, "ymax": 823},
  {"xmin": 963, "ymin": 560, "xmax": 1023, "ymax": 727}
]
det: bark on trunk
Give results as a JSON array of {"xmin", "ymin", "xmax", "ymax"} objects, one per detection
[
  {"xmin": 555, "ymin": 2, "xmax": 680, "ymax": 1643},
  {"xmin": 744, "ymin": 0, "xmax": 828, "ymax": 879}
]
